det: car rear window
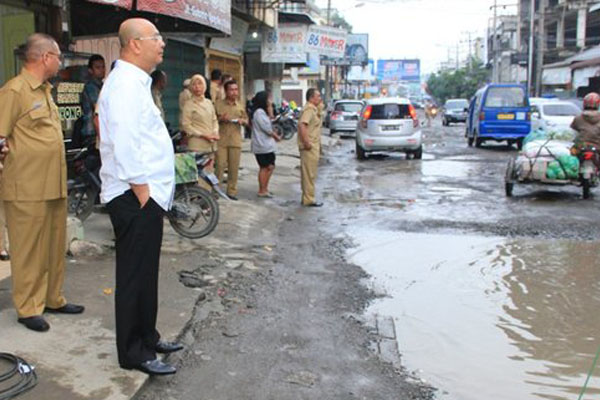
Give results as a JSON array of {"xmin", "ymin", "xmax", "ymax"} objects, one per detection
[
  {"xmin": 335, "ymin": 102, "xmax": 363, "ymax": 113},
  {"xmin": 370, "ymin": 104, "xmax": 411, "ymax": 120},
  {"xmin": 542, "ymin": 104, "xmax": 580, "ymax": 116},
  {"xmin": 484, "ymin": 87, "xmax": 527, "ymax": 107},
  {"xmin": 445, "ymin": 100, "xmax": 468, "ymax": 109}
]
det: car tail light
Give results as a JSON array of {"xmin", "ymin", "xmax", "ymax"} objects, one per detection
[
  {"xmin": 331, "ymin": 111, "xmax": 342, "ymax": 120},
  {"xmin": 479, "ymin": 112, "xmax": 485, "ymax": 121},
  {"xmin": 409, "ymin": 104, "xmax": 418, "ymax": 128},
  {"xmin": 361, "ymin": 105, "xmax": 372, "ymax": 129}
]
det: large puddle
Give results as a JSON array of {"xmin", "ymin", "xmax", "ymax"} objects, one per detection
[{"xmin": 348, "ymin": 230, "xmax": 600, "ymax": 400}]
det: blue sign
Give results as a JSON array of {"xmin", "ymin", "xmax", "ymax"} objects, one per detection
[{"xmin": 376, "ymin": 59, "xmax": 421, "ymax": 82}]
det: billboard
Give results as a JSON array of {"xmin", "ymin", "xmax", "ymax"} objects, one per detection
[
  {"xmin": 347, "ymin": 59, "xmax": 375, "ymax": 81},
  {"xmin": 261, "ymin": 24, "xmax": 308, "ymax": 64},
  {"xmin": 376, "ymin": 59, "xmax": 421, "ymax": 82},
  {"xmin": 345, "ymin": 34, "xmax": 368, "ymax": 66},
  {"xmin": 137, "ymin": 0, "xmax": 231, "ymax": 34},
  {"xmin": 305, "ymin": 25, "xmax": 347, "ymax": 59}
]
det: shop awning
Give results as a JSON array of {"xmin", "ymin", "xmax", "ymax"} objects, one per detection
[{"xmin": 75, "ymin": 0, "xmax": 231, "ymax": 36}]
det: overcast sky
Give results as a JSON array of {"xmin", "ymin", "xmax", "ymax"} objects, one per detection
[{"xmin": 314, "ymin": 0, "xmax": 517, "ymax": 74}]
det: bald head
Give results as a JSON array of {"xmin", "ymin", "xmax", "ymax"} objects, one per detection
[
  {"xmin": 24, "ymin": 33, "xmax": 58, "ymax": 63},
  {"xmin": 119, "ymin": 18, "xmax": 154, "ymax": 48}
]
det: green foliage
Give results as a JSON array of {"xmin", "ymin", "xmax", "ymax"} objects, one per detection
[
  {"xmin": 331, "ymin": 11, "xmax": 352, "ymax": 32},
  {"xmin": 426, "ymin": 57, "xmax": 491, "ymax": 103}
]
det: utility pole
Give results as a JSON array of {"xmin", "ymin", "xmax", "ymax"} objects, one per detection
[
  {"xmin": 325, "ymin": 0, "xmax": 332, "ymax": 102},
  {"xmin": 492, "ymin": 0, "xmax": 498, "ymax": 82},
  {"xmin": 535, "ymin": 0, "xmax": 545, "ymax": 96},
  {"xmin": 527, "ymin": 0, "xmax": 535, "ymax": 95}
]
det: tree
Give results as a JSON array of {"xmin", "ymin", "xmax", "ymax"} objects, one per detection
[
  {"xmin": 426, "ymin": 57, "xmax": 490, "ymax": 103},
  {"xmin": 330, "ymin": 11, "xmax": 352, "ymax": 32}
]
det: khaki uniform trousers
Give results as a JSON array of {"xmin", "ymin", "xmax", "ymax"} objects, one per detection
[
  {"xmin": 216, "ymin": 145, "xmax": 241, "ymax": 196},
  {"xmin": 300, "ymin": 143, "xmax": 321, "ymax": 205},
  {"xmin": 5, "ymin": 198, "xmax": 67, "ymax": 318}
]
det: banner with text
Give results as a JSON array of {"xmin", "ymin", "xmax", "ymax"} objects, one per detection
[
  {"xmin": 86, "ymin": 0, "xmax": 132, "ymax": 8},
  {"xmin": 137, "ymin": 0, "xmax": 231, "ymax": 34},
  {"xmin": 376, "ymin": 59, "xmax": 421, "ymax": 82},
  {"xmin": 261, "ymin": 24, "xmax": 308, "ymax": 64},
  {"xmin": 306, "ymin": 25, "xmax": 347, "ymax": 58}
]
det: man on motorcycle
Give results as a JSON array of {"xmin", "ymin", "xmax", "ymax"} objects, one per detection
[{"xmin": 571, "ymin": 92, "xmax": 600, "ymax": 149}]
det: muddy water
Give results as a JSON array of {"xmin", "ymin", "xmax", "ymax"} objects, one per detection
[{"xmin": 349, "ymin": 230, "xmax": 600, "ymax": 400}]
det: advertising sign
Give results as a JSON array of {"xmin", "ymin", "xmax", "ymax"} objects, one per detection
[
  {"xmin": 137, "ymin": 0, "xmax": 231, "ymax": 34},
  {"xmin": 306, "ymin": 25, "xmax": 347, "ymax": 58},
  {"xmin": 210, "ymin": 16, "xmax": 248, "ymax": 56},
  {"xmin": 261, "ymin": 24, "xmax": 308, "ymax": 64},
  {"xmin": 86, "ymin": 0, "xmax": 133, "ymax": 8},
  {"xmin": 376, "ymin": 59, "xmax": 421, "ymax": 82},
  {"xmin": 347, "ymin": 59, "xmax": 375, "ymax": 81},
  {"xmin": 344, "ymin": 34, "xmax": 368, "ymax": 65}
]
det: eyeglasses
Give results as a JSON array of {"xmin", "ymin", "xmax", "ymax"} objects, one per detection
[
  {"xmin": 134, "ymin": 34, "xmax": 163, "ymax": 42},
  {"xmin": 47, "ymin": 52, "xmax": 63, "ymax": 61}
]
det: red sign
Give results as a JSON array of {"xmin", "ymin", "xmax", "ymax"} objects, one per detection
[
  {"xmin": 137, "ymin": 0, "xmax": 231, "ymax": 34},
  {"xmin": 86, "ymin": 0, "xmax": 133, "ymax": 9}
]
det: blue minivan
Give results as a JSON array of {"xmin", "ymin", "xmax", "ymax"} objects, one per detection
[{"xmin": 466, "ymin": 84, "xmax": 531, "ymax": 149}]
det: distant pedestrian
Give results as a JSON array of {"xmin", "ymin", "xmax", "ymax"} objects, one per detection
[
  {"xmin": 298, "ymin": 88, "xmax": 324, "ymax": 207},
  {"xmin": 151, "ymin": 69, "xmax": 167, "ymax": 121},
  {"xmin": 210, "ymin": 68, "xmax": 223, "ymax": 102},
  {"xmin": 251, "ymin": 90, "xmax": 281, "ymax": 197},
  {"xmin": 0, "ymin": 33, "xmax": 84, "ymax": 332},
  {"xmin": 181, "ymin": 74, "xmax": 219, "ymax": 189},
  {"xmin": 178, "ymin": 78, "xmax": 191, "ymax": 126},
  {"xmin": 98, "ymin": 18, "xmax": 181, "ymax": 376},
  {"xmin": 80, "ymin": 54, "xmax": 105, "ymax": 146},
  {"xmin": 215, "ymin": 79, "xmax": 248, "ymax": 200}
]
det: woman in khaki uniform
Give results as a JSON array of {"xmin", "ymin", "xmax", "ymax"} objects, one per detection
[{"xmin": 181, "ymin": 75, "xmax": 219, "ymax": 188}]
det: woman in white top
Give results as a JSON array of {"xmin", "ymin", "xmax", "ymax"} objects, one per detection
[{"xmin": 251, "ymin": 91, "xmax": 281, "ymax": 197}]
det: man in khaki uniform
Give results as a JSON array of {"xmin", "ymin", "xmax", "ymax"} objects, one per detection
[
  {"xmin": 0, "ymin": 33, "xmax": 84, "ymax": 332},
  {"xmin": 210, "ymin": 69, "xmax": 223, "ymax": 103},
  {"xmin": 215, "ymin": 80, "xmax": 248, "ymax": 200},
  {"xmin": 298, "ymin": 88, "xmax": 323, "ymax": 207}
]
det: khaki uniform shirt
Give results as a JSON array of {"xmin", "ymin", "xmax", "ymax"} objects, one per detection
[
  {"xmin": 210, "ymin": 81, "xmax": 223, "ymax": 103},
  {"xmin": 151, "ymin": 87, "xmax": 165, "ymax": 121},
  {"xmin": 215, "ymin": 99, "xmax": 247, "ymax": 148},
  {"xmin": 0, "ymin": 69, "xmax": 67, "ymax": 201},
  {"xmin": 178, "ymin": 88, "xmax": 192, "ymax": 126},
  {"xmin": 298, "ymin": 102, "xmax": 322, "ymax": 150},
  {"xmin": 181, "ymin": 95, "xmax": 219, "ymax": 152}
]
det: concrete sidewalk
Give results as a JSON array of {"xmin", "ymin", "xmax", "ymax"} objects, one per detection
[{"xmin": 0, "ymin": 133, "xmax": 339, "ymax": 400}]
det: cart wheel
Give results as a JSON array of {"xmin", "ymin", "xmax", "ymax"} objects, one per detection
[
  {"xmin": 505, "ymin": 158, "xmax": 516, "ymax": 197},
  {"xmin": 583, "ymin": 178, "xmax": 591, "ymax": 199}
]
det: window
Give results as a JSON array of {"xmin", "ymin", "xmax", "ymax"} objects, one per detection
[
  {"xmin": 484, "ymin": 87, "xmax": 526, "ymax": 107},
  {"xmin": 370, "ymin": 104, "xmax": 411, "ymax": 120},
  {"xmin": 445, "ymin": 100, "xmax": 468, "ymax": 110},
  {"xmin": 335, "ymin": 102, "xmax": 363, "ymax": 113}
]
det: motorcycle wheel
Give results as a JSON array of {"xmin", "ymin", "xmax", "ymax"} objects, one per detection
[
  {"xmin": 68, "ymin": 186, "xmax": 97, "ymax": 221},
  {"xmin": 582, "ymin": 178, "xmax": 591, "ymax": 199},
  {"xmin": 168, "ymin": 186, "xmax": 219, "ymax": 239}
]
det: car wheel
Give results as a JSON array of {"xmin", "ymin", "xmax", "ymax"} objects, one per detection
[
  {"xmin": 516, "ymin": 138, "xmax": 524, "ymax": 151},
  {"xmin": 413, "ymin": 146, "xmax": 423, "ymax": 159},
  {"xmin": 356, "ymin": 142, "xmax": 366, "ymax": 160},
  {"xmin": 475, "ymin": 132, "xmax": 483, "ymax": 148}
]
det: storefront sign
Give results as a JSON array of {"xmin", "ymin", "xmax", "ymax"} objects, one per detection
[
  {"xmin": 209, "ymin": 16, "xmax": 248, "ymax": 56},
  {"xmin": 85, "ymin": 0, "xmax": 133, "ymax": 8},
  {"xmin": 306, "ymin": 25, "xmax": 347, "ymax": 58},
  {"xmin": 261, "ymin": 24, "xmax": 307, "ymax": 64},
  {"xmin": 56, "ymin": 82, "xmax": 85, "ymax": 122},
  {"xmin": 137, "ymin": 0, "xmax": 231, "ymax": 34}
]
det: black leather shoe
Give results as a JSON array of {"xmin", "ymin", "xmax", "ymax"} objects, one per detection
[
  {"xmin": 18, "ymin": 316, "xmax": 50, "ymax": 332},
  {"xmin": 228, "ymin": 195, "xmax": 238, "ymax": 201},
  {"xmin": 124, "ymin": 359, "xmax": 176, "ymax": 376},
  {"xmin": 155, "ymin": 340, "xmax": 184, "ymax": 354},
  {"xmin": 45, "ymin": 303, "xmax": 85, "ymax": 314},
  {"xmin": 305, "ymin": 202, "xmax": 323, "ymax": 207}
]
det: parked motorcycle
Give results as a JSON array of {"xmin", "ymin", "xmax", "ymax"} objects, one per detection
[
  {"xmin": 273, "ymin": 108, "xmax": 298, "ymax": 140},
  {"xmin": 67, "ymin": 146, "xmax": 101, "ymax": 221}
]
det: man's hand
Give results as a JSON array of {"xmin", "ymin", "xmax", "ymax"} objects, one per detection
[
  {"xmin": 131, "ymin": 183, "xmax": 150, "ymax": 208},
  {"xmin": 219, "ymin": 113, "xmax": 230, "ymax": 122},
  {"xmin": 0, "ymin": 139, "xmax": 9, "ymax": 162}
]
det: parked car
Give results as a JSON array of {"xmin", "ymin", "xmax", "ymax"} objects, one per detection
[
  {"xmin": 355, "ymin": 97, "xmax": 422, "ymax": 160},
  {"xmin": 466, "ymin": 84, "xmax": 531, "ymax": 149},
  {"xmin": 531, "ymin": 101, "xmax": 580, "ymax": 132},
  {"xmin": 442, "ymin": 98, "xmax": 469, "ymax": 126},
  {"xmin": 329, "ymin": 100, "xmax": 365, "ymax": 136}
]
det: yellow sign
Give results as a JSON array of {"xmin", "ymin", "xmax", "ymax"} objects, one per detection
[{"xmin": 497, "ymin": 113, "xmax": 515, "ymax": 120}]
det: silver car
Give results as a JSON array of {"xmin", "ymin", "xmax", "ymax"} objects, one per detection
[
  {"xmin": 355, "ymin": 97, "xmax": 423, "ymax": 160},
  {"xmin": 329, "ymin": 100, "xmax": 364, "ymax": 136}
]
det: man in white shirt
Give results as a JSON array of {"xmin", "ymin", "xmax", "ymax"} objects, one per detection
[{"xmin": 98, "ymin": 18, "xmax": 181, "ymax": 376}]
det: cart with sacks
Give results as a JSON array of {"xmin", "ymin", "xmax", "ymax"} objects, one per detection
[{"xmin": 504, "ymin": 129, "xmax": 599, "ymax": 199}]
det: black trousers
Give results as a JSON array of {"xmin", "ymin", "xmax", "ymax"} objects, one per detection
[{"xmin": 107, "ymin": 190, "xmax": 164, "ymax": 367}]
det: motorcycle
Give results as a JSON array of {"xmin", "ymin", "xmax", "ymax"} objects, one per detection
[
  {"xmin": 577, "ymin": 145, "xmax": 600, "ymax": 199},
  {"xmin": 167, "ymin": 132, "xmax": 229, "ymax": 239},
  {"xmin": 273, "ymin": 108, "xmax": 298, "ymax": 140},
  {"xmin": 67, "ymin": 146, "xmax": 101, "ymax": 221}
]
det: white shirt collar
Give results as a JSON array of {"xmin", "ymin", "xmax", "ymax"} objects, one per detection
[{"xmin": 114, "ymin": 59, "xmax": 152, "ymax": 88}]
